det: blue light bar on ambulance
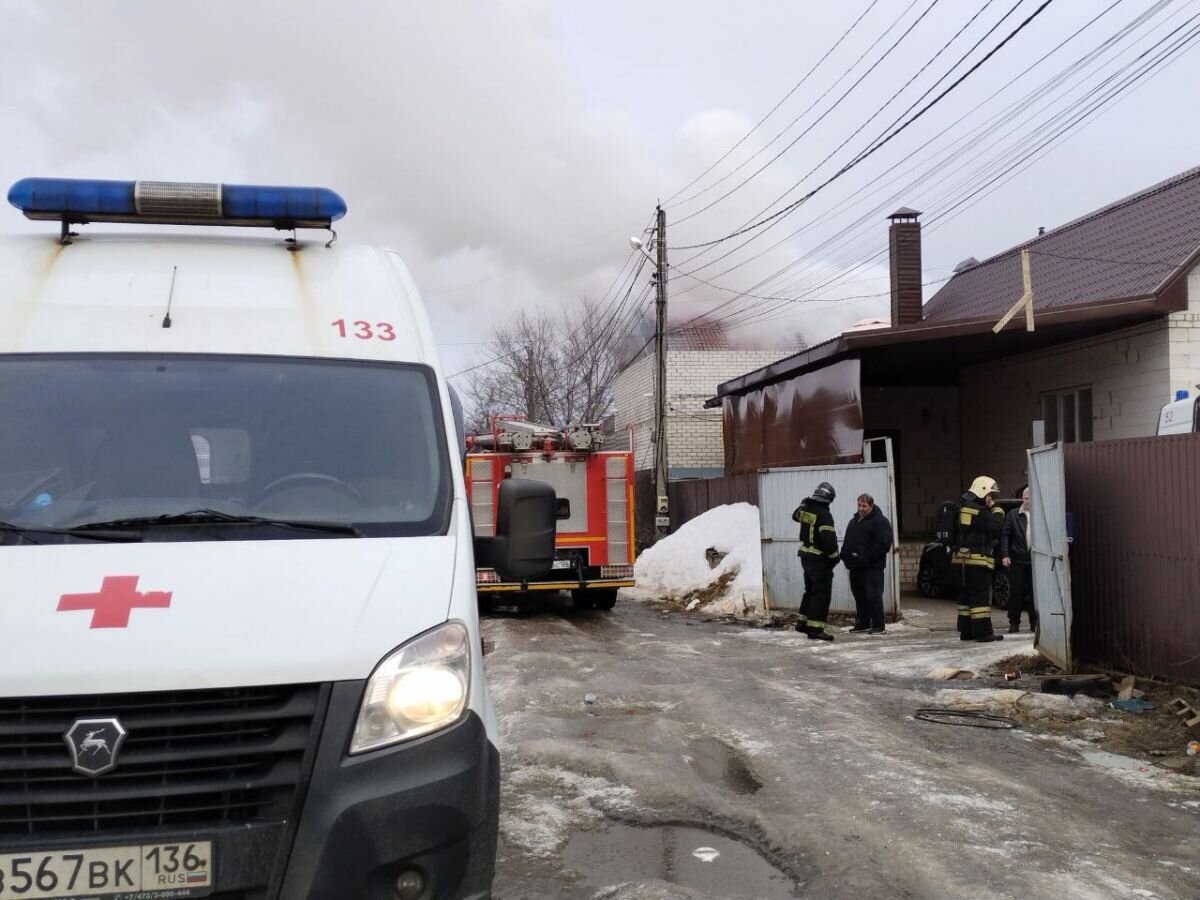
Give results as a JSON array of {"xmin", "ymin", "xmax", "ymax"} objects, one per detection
[{"xmin": 7, "ymin": 177, "xmax": 347, "ymax": 230}]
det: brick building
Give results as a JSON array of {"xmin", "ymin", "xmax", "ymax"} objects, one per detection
[
  {"xmin": 614, "ymin": 321, "xmax": 798, "ymax": 478},
  {"xmin": 710, "ymin": 166, "xmax": 1200, "ymax": 581}
]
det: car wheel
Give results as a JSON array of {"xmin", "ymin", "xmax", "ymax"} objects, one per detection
[
  {"xmin": 916, "ymin": 562, "xmax": 943, "ymax": 598},
  {"xmin": 574, "ymin": 588, "xmax": 617, "ymax": 611},
  {"xmin": 992, "ymin": 570, "xmax": 1010, "ymax": 610}
]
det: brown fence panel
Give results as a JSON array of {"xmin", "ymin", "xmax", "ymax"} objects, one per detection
[
  {"xmin": 634, "ymin": 473, "xmax": 760, "ymax": 551},
  {"xmin": 1064, "ymin": 434, "xmax": 1200, "ymax": 683}
]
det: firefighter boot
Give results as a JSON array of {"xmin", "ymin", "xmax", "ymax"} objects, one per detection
[{"xmin": 806, "ymin": 624, "xmax": 834, "ymax": 642}]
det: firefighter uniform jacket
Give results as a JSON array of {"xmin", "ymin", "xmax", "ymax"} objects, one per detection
[
  {"xmin": 792, "ymin": 499, "xmax": 839, "ymax": 564},
  {"xmin": 953, "ymin": 493, "xmax": 1005, "ymax": 569}
]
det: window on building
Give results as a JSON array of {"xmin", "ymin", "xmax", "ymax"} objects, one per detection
[{"xmin": 1041, "ymin": 386, "xmax": 1093, "ymax": 444}]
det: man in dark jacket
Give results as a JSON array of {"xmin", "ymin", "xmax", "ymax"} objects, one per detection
[
  {"xmin": 954, "ymin": 476, "xmax": 1006, "ymax": 642},
  {"xmin": 1001, "ymin": 484, "xmax": 1038, "ymax": 634},
  {"xmin": 841, "ymin": 494, "xmax": 894, "ymax": 634},
  {"xmin": 792, "ymin": 481, "xmax": 839, "ymax": 641}
]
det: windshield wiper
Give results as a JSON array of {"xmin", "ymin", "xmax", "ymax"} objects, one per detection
[
  {"xmin": 0, "ymin": 521, "xmax": 140, "ymax": 543},
  {"xmin": 69, "ymin": 509, "xmax": 363, "ymax": 537}
]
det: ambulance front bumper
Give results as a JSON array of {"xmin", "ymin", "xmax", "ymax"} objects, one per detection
[{"xmin": 279, "ymin": 682, "xmax": 499, "ymax": 900}]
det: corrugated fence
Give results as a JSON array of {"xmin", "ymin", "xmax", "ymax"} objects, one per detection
[
  {"xmin": 634, "ymin": 471, "xmax": 759, "ymax": 550},
  {"xmin": 1064, "ymin": 434, "xmax": 1200, "ymax": 683}
]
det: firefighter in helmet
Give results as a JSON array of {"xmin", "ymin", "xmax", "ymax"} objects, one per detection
[
  {"xmin": 954, "ymin": 476, "xmax": 1006, "ymax": 642},
  {"xmin": 793, "ymin": 482, "xmax": 840, "ymax": 641}
]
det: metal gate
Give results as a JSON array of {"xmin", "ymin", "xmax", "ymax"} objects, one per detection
[
  {"xmin": 757, "ymin": 444, "xmax": 899, "ymax": 618},
  {"xmin": 1028, "ymin": 443, "xmax": 1073, "ymax": 671}
]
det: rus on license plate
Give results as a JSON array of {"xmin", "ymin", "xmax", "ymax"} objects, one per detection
[
  {"xmin": 0, "ymin": 841, "xmax": 213, "ymax": 899},
  {"xmin": 551, "ymin": 559, "xmax": 573, "ymax": 570}
]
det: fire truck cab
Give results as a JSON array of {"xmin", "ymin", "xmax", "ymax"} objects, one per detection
[{"xmin": 466, "ymin": 417, "xmax": 636, "ymax": 609}]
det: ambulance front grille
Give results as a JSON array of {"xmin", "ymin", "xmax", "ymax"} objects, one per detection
[{"xmin": 0, "ymin": 684, "xmax": 324, "ymax": 837}]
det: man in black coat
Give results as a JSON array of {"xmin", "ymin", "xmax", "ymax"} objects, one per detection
[
  {"xmin": 1001, "ymin": 485, "xmax": 1038, "ymax": 634},
  {"xmin": 840, "ymin": 493, "xmax": 893, "ymax": 635}
]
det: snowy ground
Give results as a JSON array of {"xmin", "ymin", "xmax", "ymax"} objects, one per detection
[{"xmin": 485, "ymin": 595, "xmax": 1200, "ymax": 899}]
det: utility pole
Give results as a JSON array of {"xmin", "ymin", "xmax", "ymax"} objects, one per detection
[{"xmin": 653, "ymin": 205, "xmax": 670, "ymax": 536}]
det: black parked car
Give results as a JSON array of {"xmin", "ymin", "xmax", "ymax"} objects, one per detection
[{"xmin": 915, "ymin": 498, "xmax": 1022, "ymax": 608}]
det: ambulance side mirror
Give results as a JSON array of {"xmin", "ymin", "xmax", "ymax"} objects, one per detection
[{"xmin": 475, "ymin": 479, "xmax": 556, "ymax": 582}]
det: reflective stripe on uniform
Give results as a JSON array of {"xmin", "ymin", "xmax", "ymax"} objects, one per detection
[
  {"xmin": 799, "ymin": 545, "xmax": 826, "ymax": 556},
  {"xmin": 970, "ymin": 607, "xmax": 992, "ymax": 619},
  {"xmin": 819, "ymin": 525, "xmax": 836, "ymax": 532},
  {"xmin": 807, "ymin": 620, "xmax": 826, "ymax": 630}
]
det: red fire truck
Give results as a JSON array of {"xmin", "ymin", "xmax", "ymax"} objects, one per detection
[{"xmin": 466, "ymin": 417, "xmax": 635, "ymax": 609}]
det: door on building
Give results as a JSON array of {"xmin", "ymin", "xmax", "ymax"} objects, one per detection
[
  {"xmin": 757, "ymin": 448, "xmax": 899, "ymax": 619},
  {"xmin": 864, "ymin": 429, "xmax": 902, "ymax": 531},
  {"xmin": 1027, "ymin": 442, "xmax": 1074, "ymax": 671}
]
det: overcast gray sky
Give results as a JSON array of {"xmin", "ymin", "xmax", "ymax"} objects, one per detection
[{"xmin": 3, "ymin": 0, "xmax": 1197, "ymax": 376}]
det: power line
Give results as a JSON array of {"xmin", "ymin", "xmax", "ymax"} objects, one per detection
[
  {"xmin": 669, "ymin": 0, "xmax": 1060, "ymax": 254},
  {"xmin": 663, "ymin": 0, "xmax": 1154, "ymax": 333},
  {"xmin": 664, "ymin": 0, "xmax": 1129, "ymax": 307},
  {"xmin": 682, "ymin": 12, "xmax": 1200, "ymax": 338},
  {"xmin": 663, "ymin": 0, "xmax": 885, "ymax": 207},
  {"xmin": 447, "ymin": 348, "xmax": 525, "ymax": 379},
  {"xmin": 671, "ymin": 0, "xmax": 942, "ymax": 227}
]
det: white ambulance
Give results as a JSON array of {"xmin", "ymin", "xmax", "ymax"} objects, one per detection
[
  {"xmin": 0, "ymin": 178, "xmax": 556, "ymax": 900},
  {"xmin": 1157, "ymin": 388, "xmax": 1199, "ymax": 435}
]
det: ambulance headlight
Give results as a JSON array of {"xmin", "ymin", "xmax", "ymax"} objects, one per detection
[{"xmin": 351, "ymin": 622, "xmax": 471, "ymax": 754}]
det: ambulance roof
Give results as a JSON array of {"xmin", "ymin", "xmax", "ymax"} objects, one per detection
[{"xmin": 0, "ymin": 232, "xmax": 436, "ymax": 366}]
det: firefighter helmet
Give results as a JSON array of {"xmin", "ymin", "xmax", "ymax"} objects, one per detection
[
  {"xmin": 968, "ymin": 475, "xmax": 1000, "ymax": 498},
  {"xmin": 809, "ymin": 482, "xmax": 836, "ymax": 504}
]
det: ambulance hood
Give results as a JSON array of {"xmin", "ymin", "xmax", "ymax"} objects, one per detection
[{"xmin": 1, "ymin": 536, "xmax": 459, "ymax": 696}]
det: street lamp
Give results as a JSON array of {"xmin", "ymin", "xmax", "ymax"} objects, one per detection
[{"xmin": 629, "ymin": 235, "xmax": 657, "ymax": 265}]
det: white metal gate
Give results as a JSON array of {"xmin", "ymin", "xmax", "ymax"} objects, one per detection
[
  {"xmin": 1028, "ymin": 443, "xmax": 1073, "ymax": 671},
  {"xmin": 758, "ymin": 445, "xmax": 899, "ymax": 618}
]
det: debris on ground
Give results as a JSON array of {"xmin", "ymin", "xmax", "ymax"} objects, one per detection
[
  {"xmin": 1116, "ymin": 675, "xmax": 1137, "ymax": 700},
  {"xmin": 915, "ymin": 707, "xmax": 1018, "ymax": 729},
  {"xmin": 934, "ymin": 688, "xmax": 1103, "ymax": 721},
  {"xmin": 1111, "ymin": 698, "xmax": 1155, "ymax": 713},
  {"xmin": 1169, "ymin": 697, "xmax": 1200, "ymax": 736},
  {"xmin": 632, "ymin": 504, "xmax": 763, "ymax": 615},
  {"xmin": 927, "ymin": 667, "xmax": 975, "ymax": 681},
  {"xmin": 988, "ymin": 652, "xmax": 1059, "ymax": 677},
  {"xmin": 1042, "ymin": 674, "xmax": 1114, "ymax": 698}
]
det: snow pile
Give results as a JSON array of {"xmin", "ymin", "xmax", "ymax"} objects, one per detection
[
  {"xmin": 500, "ymin": 765, "xmax": 637, "ymax": 858},
  {"xmin": 633, "ymin": 503, "xmax": 763, "ymax": 615}
]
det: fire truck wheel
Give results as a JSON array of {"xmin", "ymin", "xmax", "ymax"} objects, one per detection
[{"xmin": 574, "ymin": 588, "xmax": 618, "ymax": 611}]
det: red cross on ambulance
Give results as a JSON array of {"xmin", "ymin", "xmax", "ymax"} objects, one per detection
[{"xmin": 57, "ymin": 576, "xmax": 173, "ymax": 628}]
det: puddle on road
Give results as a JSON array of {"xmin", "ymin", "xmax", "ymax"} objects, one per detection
[
  {"xmin": 685, "ymin": 737, "xmax": 762, "ymax": 795},
  {"xmin": 563, "ymin": 823, "xmax": 798, "ymax": 898}
]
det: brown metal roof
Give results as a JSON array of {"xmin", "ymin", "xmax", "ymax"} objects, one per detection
[{"xmin": 923, "ymin": 165, "xmax": 1200, "ymax": 322}]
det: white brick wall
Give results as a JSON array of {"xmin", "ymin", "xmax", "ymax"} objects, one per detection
[
  {"xmin": 960, "ymin": 319, "xmax": 1173, "ymax": 492},
  {"xmin": 614, "ymin": 349, "xmax": 795, "ymax": 472},
  {"xmin": 1169, "ymin": 267, "xmax": 1200, "ymax": 395}
]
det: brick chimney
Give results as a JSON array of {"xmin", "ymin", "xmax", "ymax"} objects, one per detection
[{"xmin": 888, "ymin": 207, "xmax": 923, "ymax": 326}]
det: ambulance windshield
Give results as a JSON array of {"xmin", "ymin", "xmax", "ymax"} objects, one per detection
[{"xmin": 0, "ymin": 355, "xmax": 451, "ymax": 541}]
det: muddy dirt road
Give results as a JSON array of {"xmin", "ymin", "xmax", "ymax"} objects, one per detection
[{"xmin": 487, "ymin": 596, "xmax": 1200, "ymax": 899}]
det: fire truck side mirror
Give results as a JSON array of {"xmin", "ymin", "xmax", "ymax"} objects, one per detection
[
  {"xmin": 474, "ymin": 479, "xmax": 556, "ymax": 582},
  {"xmin": 556, "ymin": 498, "xmax": 571, "ymax": 520}
]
